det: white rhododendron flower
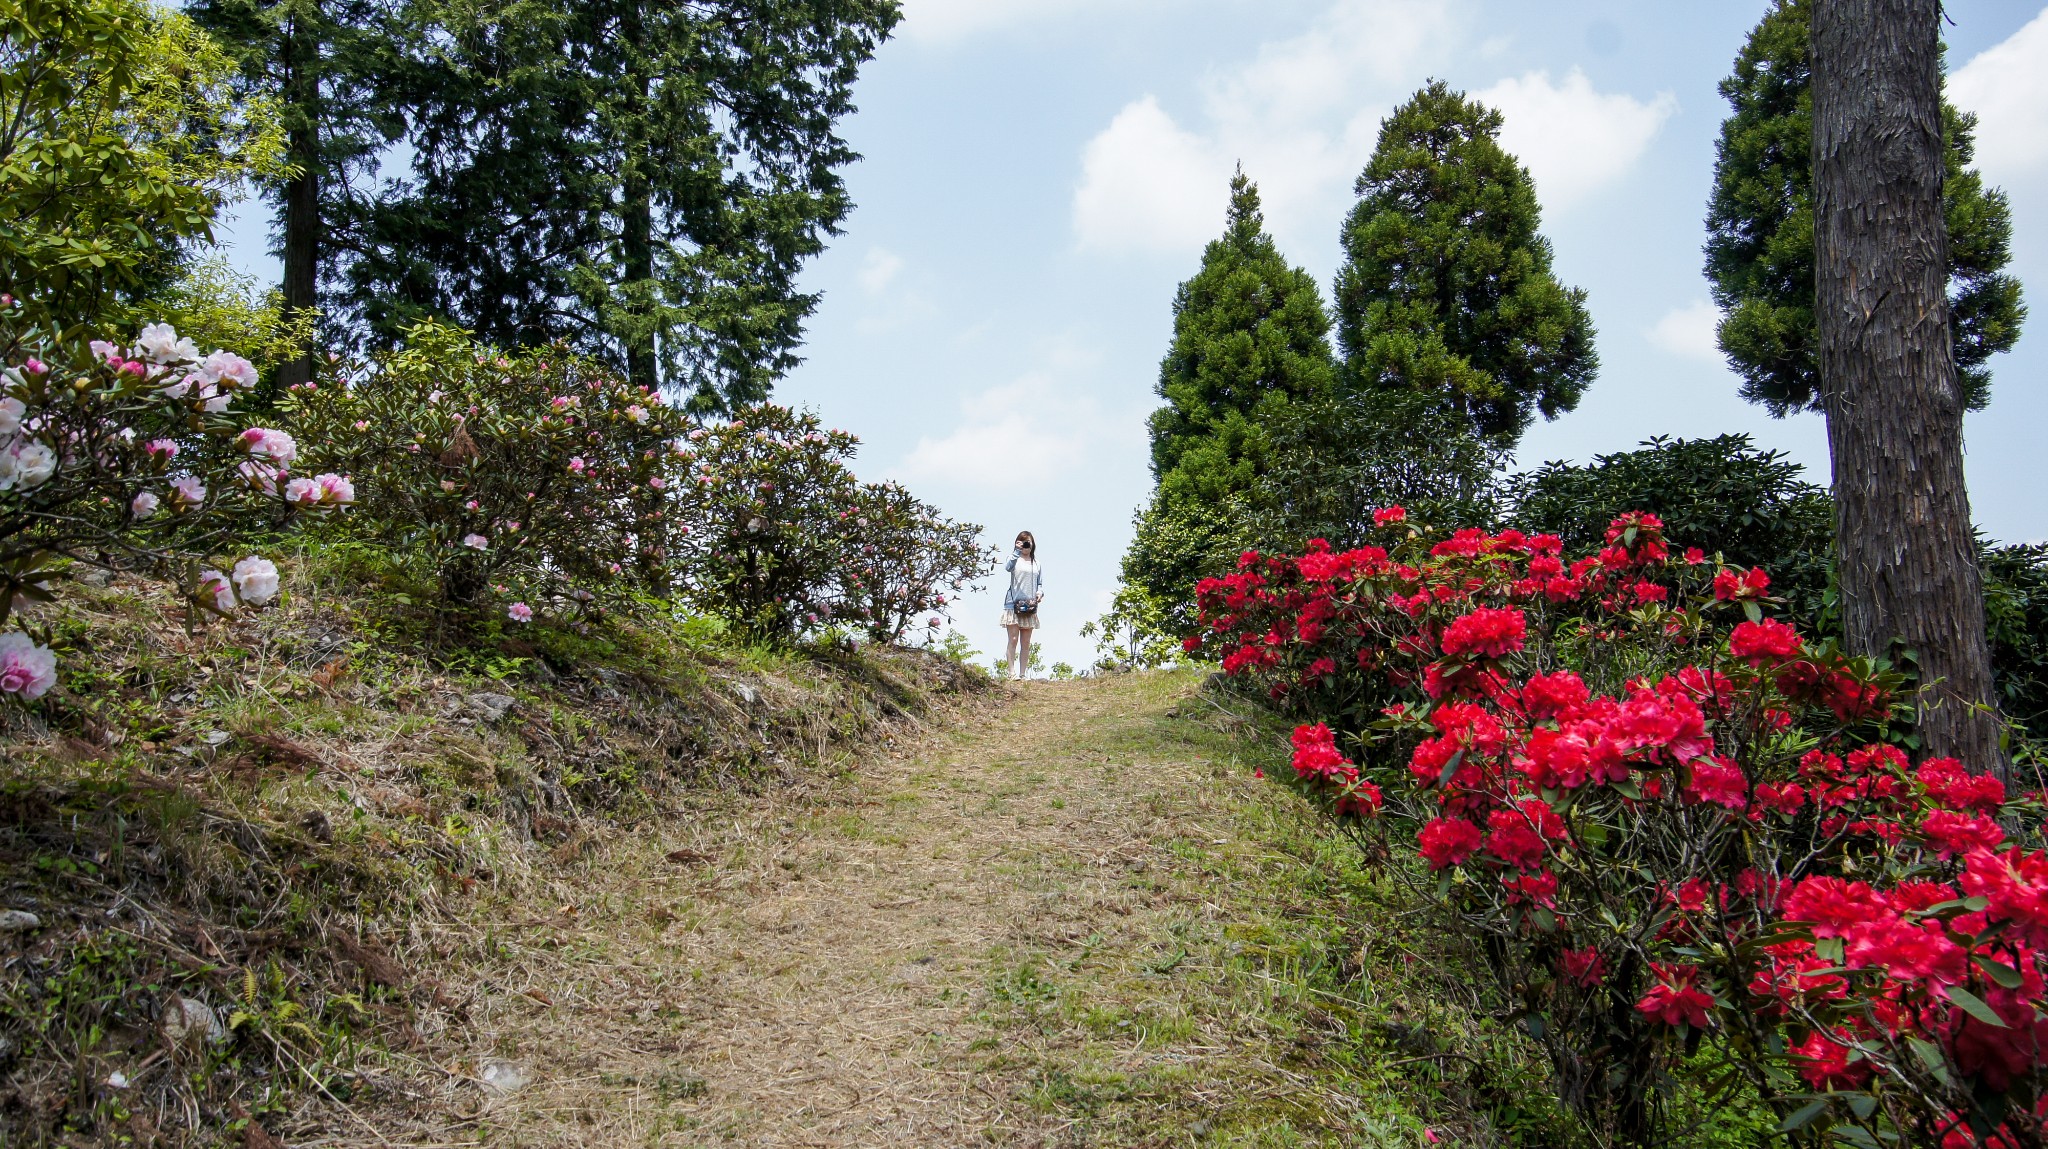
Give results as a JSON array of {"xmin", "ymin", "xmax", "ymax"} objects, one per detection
[
  {"xmin": 463, "ymin": 533, "xmax": 488, "ymax": 550},
  {"xmin": 231, "ymin": 556, "xmax": 280, "ymax": 606},
  {"xmin": 0, "ymin": 396, "xmax": 21, "ymax": 438},
  {"xmin": 285, "ymin": 477, "xmax": 321, "ymax": 505},
  {"xmin": 169, "ymin": 475, "xmax": 206, "ymax": 506},
  {"xmin": 0, "ymin": 440, "xmax": 55, "ymax": 490},
  {"xmin": 0, "ymin": 631, "xmax": 58, "ymax": 701},
  {"xmin": 199, "ymin": 350, "xmax": 258, "ymax": 390},
  {"xmin": 134, "ymin": 323, "xmax": 198, "ymax": 365},
  {"xmin": 131, "ymin": 491, "xmax": 159, "ymax": 519}
]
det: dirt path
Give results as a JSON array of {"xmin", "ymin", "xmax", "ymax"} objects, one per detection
[{"xmin": 366, "ymin": 672, "xmax": 1411, "ymax": 1147}]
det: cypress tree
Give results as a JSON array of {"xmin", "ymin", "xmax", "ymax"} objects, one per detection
[
  {"xmin": 1334, "ymin": 80, "xmax": 1597, "ymax": 446},
  {"xmin": 1116, "ymin": 170, "xmax": 1336, "ymax": 644},
  {"xmin": 1705, "ymin": 0, "xmax": 2024, "ymax": 415},
  {"xmin": 1148, "ymin": 169, "xmax": 1336, "ymax": 508}
]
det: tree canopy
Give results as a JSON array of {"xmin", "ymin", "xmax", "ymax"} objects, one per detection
[
  {"xmin": 1334, "ymin": 79, "xmax": 1597, "ymax": 446},
  {"xmin": 1705, "ymin": 0, "xmax": 2024, "ymax": 415}
]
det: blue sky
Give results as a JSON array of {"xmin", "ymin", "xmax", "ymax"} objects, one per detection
[{"xmin": 216, "ymin": 1, "xmax": 2048, "ymax": 672}]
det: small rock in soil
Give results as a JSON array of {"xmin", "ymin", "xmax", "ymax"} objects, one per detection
[
  {"xmin": 0, "ymin": 910, "xmax": 40, "ymax": 932},
  {"xmin": 466, "ymin": 692, "xmax": 516, "ymax": 722}
]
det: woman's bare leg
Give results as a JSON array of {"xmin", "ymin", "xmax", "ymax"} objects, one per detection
[
  {"xmin": 1018, "ymin": 627, "xmax": 1034, "ymax": 679},
  {"xmin": 1003, "ymin": 625, "xmax": 1021, "ymax": 679}
]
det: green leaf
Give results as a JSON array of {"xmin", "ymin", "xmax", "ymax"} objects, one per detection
[
  {"xmin": 1437, "ymin": 747, "xmax": 1467, "ymax": 788},
  {"xmin": 1944, "ymin": 985, "xmax": 2008, "ymax": 1028},
  {"xmin": 1778, "ymin": 1099, "xmax": 1829, "ymax": 1133},
  {"xmin": 1833, "ymin": 1124, "xmax": 1883, "ymax": 1149},
  {"xmin": 1907, "ymin": 1036, "xmax": 1951, "ymax": 1084},
  {"xmin": 1974, "ymin": 955, "xmax": 2025, "ymax": 989},
  {"xmin": 1744, "ymin": 600, "xmax": 1763, "ymax": 624}
]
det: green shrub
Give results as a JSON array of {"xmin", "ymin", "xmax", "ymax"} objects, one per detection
[
  {"xmin": 1512, "ymin": 434, "xmax": 1835, "ymax": 624},
  {"xmin": 288, "ymin": 321, "xmax": 689, "ymax": 620}
]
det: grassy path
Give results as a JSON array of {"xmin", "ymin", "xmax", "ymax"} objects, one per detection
[{"xmin": 362, "ymin": 671, "xmax": 1498, "ymax": 1147}]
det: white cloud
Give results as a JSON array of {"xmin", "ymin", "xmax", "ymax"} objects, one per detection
[
  {"xmin": 1648, "ymin": 300, "xmax": 1723, "ymax": 362},
  {"xmin": 1951, "ymin": 8, "xmax": 2048, "ymax": 183},
  {"xmin": 1072, "ymin": 96, "xmax": 1234, "ymax": 255},
  {"xmin": 1474, "ymin": 69, "xmax": 1677, "ymax": 210},
  {"xmin": 858, "ymin": 247, "xmax": 905, "ymax": 295},
  {"xmin": 1070, "ymin": 0, "xmax": 1672, "ymax": 257},
  {"xmin": 895, "ymin": 350, "xmax": 1142, "ymax": 488}
]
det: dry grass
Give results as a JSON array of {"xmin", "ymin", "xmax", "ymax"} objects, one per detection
[{"xmin": 319, "ymin": 671, "xmax": 1560, "ymax": 1148}]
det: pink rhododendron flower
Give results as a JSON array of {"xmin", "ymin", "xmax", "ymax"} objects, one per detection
[
  {"xmin": 0, "ymin": 631, "xmax": 58, "ymax": 700},
  {"xmin": 285, "ymin": 477, "xmax": 322, "ymax": 505},
  {"xmin": 237, "ymin": 427, "xmax": 297, "ymax": 466},
  {"xmin": 144, "ymin": 438, "xmax": 178, "ymax": 461},
  {"xmin": 196, "ymin": 569, "xmax": 235, "ymax": 612},
  {"xmin": 316, "ymin": 473, "xmax": 354, "ymax": 504},
  {"xmin": 462, "ymin": 533, "xmax": 488, "ymax": 550},
  {"xmin": 130, "ymin": 491, "xmax": 159, "ymax": 519},
  {"xmin": 169, "ymin": 475, "xmax": 206, "ymax": 506},
  {"xmin": 507, "ymin": 602, "xmax": 533, "ymax": 623}
]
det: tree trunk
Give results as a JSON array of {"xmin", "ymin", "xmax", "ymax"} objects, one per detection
[
  {"xmin": 278, "ymin": 14, "xmax": 321, "ymax": 391},
  {"xmin": 619, "ymin": 2, "xmax": 658, "ymax": 392},
  {"xmin": 1811, "ymin": 0, "xmax": 2004, "ymax": 771}
]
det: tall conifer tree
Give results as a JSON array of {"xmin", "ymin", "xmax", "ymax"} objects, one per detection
[
  {"xmin": 1113, "ymin": 171, "xmax": 1336, "ymax": 648},
  {"xmin": 1334, "ymin": 80, "xmax": 1596, "ymax": 446},
  {"xmin": 1706, "ymin": 0, "xmax": 2023, "ymax": 415},
  {"xmin": 1148, "ymin": 170, "xmax": 1335, "ymax": 508}
]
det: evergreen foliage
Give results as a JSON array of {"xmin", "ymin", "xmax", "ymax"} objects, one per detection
[
  {"xmin": 1333, "ymin": 80, "xmax": 1597, "ymax": 446},
  {"xmin": 1148, "ymin": 170, "xmax": 1335, "ymax": 506},
  {"xmin": 342, "ymin": 0, "xmax": 898, "ymax": 410},
  {"xmin": 0, "ymin": 0, "xmax": 287, "ymax": 326},
  {"xmin": 1113, "ymin": 171, "xmax": 1336, "ymax": 651},
  {"xmin": 1704, "ymin": 0, "xmax": 2024, "ymax": 415},
  {"xmin": 1512, "ymin": 434, "xmax": 1837, "ymax": 624}
]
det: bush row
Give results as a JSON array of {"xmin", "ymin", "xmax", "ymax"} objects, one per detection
[
  {"xmin": 0, "ymin": 314, "xmax": 993, "ymax": 698},
  {"xmin": 1190, "ymin": 510, "xmax": 2048, "ymax": 1147}
]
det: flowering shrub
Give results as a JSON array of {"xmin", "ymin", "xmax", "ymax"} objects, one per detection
[
  {"xmin": 0, "ymin": 308, "xmax": 337, "ymax": 701},
  {"xmin": 1192, "ymin": 511, "xmax": 2048, "ymax": 1147},
  {"xmin": 671, "ymin": 404, "xmax": 991, "ymax": 640},
  {"xmin": 288, "ymin": 322, "xmax": 688, "ymax": 618},
  {"xmin": 831, "ymin": 479, "xmax": 994, "ymax": 644}
]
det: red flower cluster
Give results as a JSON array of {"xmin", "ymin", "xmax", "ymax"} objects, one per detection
[{"xmin": 1189, "ymin": 510, "xmax": 2045, "ymax": 1139}]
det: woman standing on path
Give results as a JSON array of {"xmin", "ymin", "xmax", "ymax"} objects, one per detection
[{"xmin": 1001, "ymin": 531, "xmax": 1043, "ymax": 680}]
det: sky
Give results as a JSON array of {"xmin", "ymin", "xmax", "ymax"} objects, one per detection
[{"xmin": 214, "ymin": 0, "xmax": 2048, "ymax": 674}]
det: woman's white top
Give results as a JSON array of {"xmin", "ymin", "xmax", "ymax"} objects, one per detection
[{"xmin": 1004, "ymin": 557, "xmax": 1043, "ymax": 608}]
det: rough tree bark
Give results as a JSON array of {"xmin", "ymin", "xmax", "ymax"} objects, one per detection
[
  {"xmin": 1811, "ymin": 0, "xmax": 2004, "ymax": 770},
  {"xmin": 277, "ymin": 7, "xmax": 321, "ymax": 391}
]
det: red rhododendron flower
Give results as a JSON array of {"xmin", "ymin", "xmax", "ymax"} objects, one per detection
[
  {"xmin": 1729, "ymin": 618, "xmax": 1802, "ymax": 664},
  {"xmin": 1844, "ymin": 915, "xmax": 1967, "ymax": 985},
  {"xmin": 1784, "ymin": 876, "xmax": 1886, "ymax": 938},
  {"xmin": 1503, "ymin": 869, "xmax": 1558, "ymax": 907},
  {"xmin": 1373, "ymin": 505, "xmax": 1406, "ymax": 526},
  {"xmin": 1713, "ymin": 567, "xmax": 1770, "ymax": 601},
  {"xmin": 1289, "ymin": 723, "xmax": 1356, "ymax": 784},
  {"xmin": 1636, "ymin": 963, "xmax": 1713, "ymax": 1028},
  {"xmin": 1418, "ymin": 817, "xmax": 1483, "ymax": 870},
  {"xmin": 1561, "ymin": 946, "xmax": 1607, "ymax": 987},
  {"xmin": 1667, "ymin": 877, "xmax": 1710, "ymax": 914},
  {"xmin": 1921, "ymin": 809, "xmax": 2007, "ymax": 859},
  {"xmin": 1520, "ymin": 670, "xmax": 1590, "ymax": 719},
  {"xmin": 1441, "ymin": 607, "xmax": 1527, "ymax": 659},
  {"xmin": 1792, "ymin": 1028, "xmax": 1873, "ymax": 1090},
  {"xmin": 1683, "ymin": 546, "xmax": 1706, "ymax": 565},
  {"xmin": 1485, "ymin": 799, "xmax": 1570, "ymax": 871},
  {"xmin": 1604, "ymin": 511, "xmax": 1670, "ymax": 565},
  {"xmin": 1920, "ymin": 758, "xmax": 2006, "ymax": 813},
  {"xmin": 1754, "ymin": 781, "xmax": 1805, "ymax": 816},
  {"xmin": 1683, "ymin": 757, "xmax": 1749, "ymax": 810},
  {"xmin": 1961, "ymin": 848, "xmax": 2048, "ymax": 950}
]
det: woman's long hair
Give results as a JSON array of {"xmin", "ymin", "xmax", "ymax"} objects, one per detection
[{"xmin": 1015, "ymin": 530, "xmax": 1036, "ymax": 557}]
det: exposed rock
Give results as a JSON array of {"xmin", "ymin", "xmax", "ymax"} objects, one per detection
[
  {"xmin": 0, "ymin": 910, "xmax": 40, "ymax": 932},
  {"xmin": 465, "ymin": 692, "xmax": 516, "ymax": 722}
]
